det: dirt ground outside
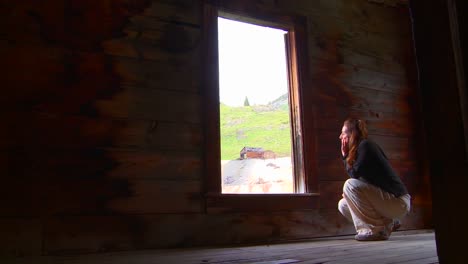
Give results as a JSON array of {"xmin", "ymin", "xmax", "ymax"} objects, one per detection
[{"xmin": 221, "ymin": 157, "xmax": 294, "ymax": 193}]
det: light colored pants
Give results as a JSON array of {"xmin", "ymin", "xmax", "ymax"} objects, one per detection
[{"xmin": 338, "ymin": 178, "xmax": 411, "ymax": 235}]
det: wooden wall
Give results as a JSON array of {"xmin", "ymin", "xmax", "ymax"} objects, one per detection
[
  {"xmin": 0, "ymin": 0, "xmax": 432, "ymax": 256},
  {"xmin": 410, "ymin": 0, "xmax": 468, "ymax": 263}
]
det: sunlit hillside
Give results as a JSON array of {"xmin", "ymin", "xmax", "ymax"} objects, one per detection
[{"xmin": 220, "ymin": 94, "xmax": 291, "ymax": 160}]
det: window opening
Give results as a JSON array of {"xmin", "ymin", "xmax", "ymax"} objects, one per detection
[{"xmin": 218, "ymin": 17, "xmax": 300, "ymax": 194}]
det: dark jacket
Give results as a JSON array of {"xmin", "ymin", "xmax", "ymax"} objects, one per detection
[{"xmin": 342, "ymin": 139, "xmax": 408, "ymax": 197}]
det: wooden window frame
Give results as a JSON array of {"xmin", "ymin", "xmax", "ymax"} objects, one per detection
[{"xmin": 202, "ymin": 1, "xmax": 319, "ymax": 213}]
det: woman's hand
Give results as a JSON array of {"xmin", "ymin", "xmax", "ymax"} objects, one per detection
[{"xmin": 341, "ymin": 138, "xmax": 349, "ymax": 157}]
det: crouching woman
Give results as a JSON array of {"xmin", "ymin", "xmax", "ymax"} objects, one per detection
[{"xmin": 338, "ymin": 118, "xmax": 411, "ymax": 241}]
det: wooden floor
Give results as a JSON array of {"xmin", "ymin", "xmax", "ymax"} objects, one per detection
[{"xmin": 6, "ymin": 230, "xmax": 438, "ymax": 264}]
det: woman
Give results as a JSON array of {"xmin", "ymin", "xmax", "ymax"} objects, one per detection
[{"xmin": 338, "ymin": 118, "xmax": 411, "ymax": 241}]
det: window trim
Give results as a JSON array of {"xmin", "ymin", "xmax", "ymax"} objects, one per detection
[{"xmin": 202, "ymin": 1, "xmax": 319, "ymax": 212}]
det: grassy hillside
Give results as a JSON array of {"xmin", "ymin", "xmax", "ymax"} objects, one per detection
[{"xmin": 220, "ymin": 98, "xmax": 292, "ymax": 160}]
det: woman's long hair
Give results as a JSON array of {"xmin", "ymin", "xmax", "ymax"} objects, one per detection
[{"xmin": 344, "ymin": 118, "xmax": 368, "ymax": 167}]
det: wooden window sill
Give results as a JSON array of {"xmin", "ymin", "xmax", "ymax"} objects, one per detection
[{"xmin": 205, "ymin": 192, "xmax": 320, "ymax": 213}]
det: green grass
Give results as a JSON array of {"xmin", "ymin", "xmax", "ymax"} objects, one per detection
[{"xmin": 220, "ymin": 103, "xmax": 292, "ymax": 160}]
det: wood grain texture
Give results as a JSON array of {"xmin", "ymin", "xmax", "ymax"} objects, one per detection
[
  {"xmin": 0, "ymin": 113, "xmax": 202, "ymax": 151},
  {"xmin": 409, "ymin": 1, "xmax": 468, "ymax": 263},
  {"xmin": 0, "ymin": 0, "xmax": 432, "ymax": 256},
  {"xmin": 41, "ymin": 210, "xmax": 357, "ymax": 254},
  {"xmin": 25, "ymin": 231, "xmax": 437, "ymax": 263},
  {"xmin": 0, "ymin": 218, "xmax": 43, "ymax": 256}
]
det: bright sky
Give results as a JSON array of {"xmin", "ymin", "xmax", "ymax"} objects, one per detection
[{"xmin": 218, "ymin": 17, "xmax": 289, "ymax": 107}]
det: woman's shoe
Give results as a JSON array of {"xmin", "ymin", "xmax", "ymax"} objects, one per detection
[
  {"xmin": 392, "ymin": 219, "xmax": 401, "ymax": 232},
  {"xmin": 355, "ymin": 231, "xmax": 389, "ymax": 241}
]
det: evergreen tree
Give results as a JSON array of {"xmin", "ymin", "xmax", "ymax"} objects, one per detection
[{"xmin": 244, "ymin": 96, "xmax": 250, "ymax": 106}]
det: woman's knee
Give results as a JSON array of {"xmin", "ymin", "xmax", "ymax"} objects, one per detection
[
  {"xmin": 338, "ymin": 198, "xmax": 348, "ymax": 214},
  {"xmin": 401, "ymin": 194, "xmax": 411, "ymax": 215},
  {"xmin": 343, "ymin": 178, "xmax": 362, "ymax": 194}
]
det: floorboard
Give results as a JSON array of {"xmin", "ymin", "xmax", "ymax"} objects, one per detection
[{"xmin": 3, "ymin": 230, "xmax": 438, "ymax": 264}]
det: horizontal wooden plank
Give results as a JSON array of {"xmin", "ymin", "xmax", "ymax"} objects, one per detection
[
  {"xmin": 206, "ymin": 194, "xmax": 319, "ymax": 213},
  {"xmin": 372, "ymin": 134, "xmax": 416, "ymax": 160},
  {"xmin": 338, "ymin": 47, "xmax": 407, "ymax": 76},
  {"xmin": 0, "ymin": 147, "xmax": 202, "ymax": 181},
  {"xmin": 142, "ymin": 0, "xmax": 201, "ymax": 26},
  {"xmin": 2, "ymin": 45, "xmax": 202, "ymax": 120},
  {"xmin": 40, "ymin": 231, "xmax": 437, "ymax": 263},
  {"xmin": 318, "ymin": 181, "xmax": 344, "ymax": 209},
  {"xmin": 113, "ymin": 56, "xmax": 201, "ymax": 93},
  {"xmin": 101, "ymin": 37, "xmax": 140, "ymax": 58},
  {"xmin": 102, "ymin": 26, "xmax": 201, "ymax": 61},
  {"xmin": 132, "ymin": 22, "xmax": 201, "ymax": 53},
  {"xmin": 253, "ymin": 0, "xmax": 413, "ymax": 36},
  {"xmin": 113, "ymin": 120, "xmax": 201, "ymax": 150},
  {"xmin": 96, "ymin": 85, "xmax": 202, "ymax": 122},
  {"xmin": 0, "ymin": 0, "xmax": 152, "ymax": 50},
  {"xmin": 319, "ymin": 85, "xmax": 412, "ymax": 114},
  {"xmin": 108, "ymin": 149, "xmax": 202, "ymax": 180},
  {"xmin": 0, "ymin": 1, "xmax": 62, "ymax": 44},
  {"xmin": 341, "ymin": 66, "xmax": 408, "ymax": 93},
  {"xmin": 339, "ymin": 31, "xmax": 413, "ymax": 66},
  {"xmin": 311, "ymin": 62, "xmax": 409, "ymax": 94},
  {"xmin": 0, "ymin": 177, "xmax": 131, "ymax": 216},
  {"xmin": 2, "ymin": 41, "xmax": 64, "ymax": 104},
  {"xmin": 0, "ymin": 113, "xmax": 112, "ymax": 149},
  {"xmin": 2, "ymin": 46, "xmax": 120, "ymax": 115},
  {"xmin": 0, "ymin": 112, "xmax": 202, "ymax": 150},
  {"xmin": 43, "ymin": 215, "xmax": 145, "ymax": 255},
  {"xmin": 1, "ymin": 148, "xmax": 204, "ymax": 216},
  {"xmin": 42, "ymin": 210, "xmax": 357, "ymax": 254},
  {"xmin": 278, "ymin": 0, "xmax": 411, "ymax": 36},
  {"xmin": 286, "ymin": 4, "xmax": 414, "ymax": 63},
  {"xmin": 0, "ymin": 217, "xmax": 42, "ymax": 256},
  {"xmin": 0, "ymin": 149, "xmax": 117, "ymax": 183},
  {"xmin": 313, "ymin": 131, "xmax": 342, "ymax": 159},
  {"xmin": 365, "ymin": 117, "xmax": 416, "ymax": 138},
  {"xmin": 307, "ymin": 32, "xmax": 413, "ymax": 71},
  {"xmin": 317, "ymin": 158, "xmax": 349, "ymax": 181},
  {"xmin": 128, "ymin": 15, "xmax": 200, "ymax": 34},
  {"xmin": 0, "ymin": 177, "xmax": 202, "ymax": 216},
  {"xmin": 109, "ymin": 180, "xmax": 203, "ymax": 214},
  {"xmin": 41, "ymin": 210, "xmax": 431, "ymax": 256},
  {"xmin": 400, "ymin": 203, "xmax": 433, "ymax": 230}
]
